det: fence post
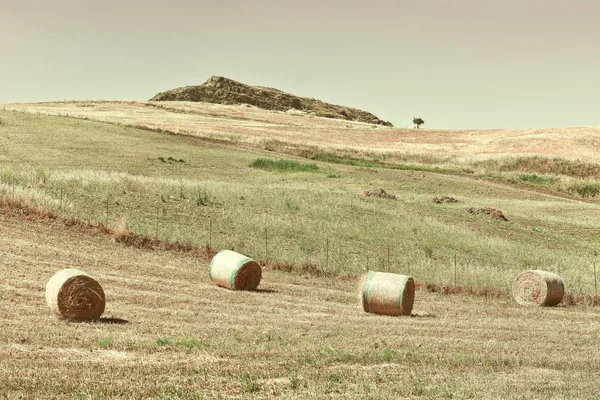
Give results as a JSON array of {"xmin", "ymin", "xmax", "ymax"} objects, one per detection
[
  {"xmin": 594, "ymin": 261, "xmax": 597, "ymax": 305},
  {"xmin": 155, "ymin": 205, "xmax": 160, "ymax": 239},
  {"xmin": 105, "ymin": 198, "xmax": 110, "ymax": 227},
  {"xmin": 387, "ymin": 246, "xmax": 390, "ymax": 272},
  {"xmin": 326, "ymin": 238, "xmax": 329, "ymax": 271},
  {"xmin": 454, "ymin": 253, "xmax": 457, "ymax": 286},
  {"xmin": 265, "ymin": 227, "xmax": 268, "ymax": 263}
]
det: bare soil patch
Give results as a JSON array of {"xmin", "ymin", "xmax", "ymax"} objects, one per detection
[
  {"xmin": 467, "ymin": 207, "xmax": 508, "ymax": 221},
  {"xmin": 360, "ymin": 188, "xmax": 398, "ymax": 200},
  {"xmin": 432, "ymin": 195, "xmax": 457, "ymax": 204}
]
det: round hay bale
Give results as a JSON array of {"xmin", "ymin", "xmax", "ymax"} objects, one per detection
[
  {"xmin": 512, "ymin": 270, "xmax": 564, "ymax": 306},
  {"xmin": 45, "ymin": 269, "xmax": 105, "ymax": 321},
  {"xmin": 361, "ymin": 271, "xmax": 415, "ymax": 316},
  {"xmin": 209, "ymin": 250, "xmax": 262, "ymax": 290}
]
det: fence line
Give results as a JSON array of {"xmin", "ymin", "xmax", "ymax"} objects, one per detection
[{"xmin": 2, "ymin": 181, "xmax": 598, "ymax": 304}]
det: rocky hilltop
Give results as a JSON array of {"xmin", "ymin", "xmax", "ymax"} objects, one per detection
[{"xmin": 149, "ymin": 76, "xmax": 392, "ymax": 126}]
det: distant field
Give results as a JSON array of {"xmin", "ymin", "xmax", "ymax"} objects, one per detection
[
  {"xmin": 2, "ymin": 104, "xmax": 600, "ymax": 398},
  {"xmin": 5, "ymin": 100, "xmax": 600, "ymax": 162},
  {"xmin": 5, "ymin": 101, "xmax": 600, "ymax": 201}
]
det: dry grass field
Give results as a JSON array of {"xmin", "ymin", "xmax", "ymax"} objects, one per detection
[
  {"xmin": 2, "ymin": 102, "xmax": 600, "ymax": 398},
  {"xmin": 5, "ymin": 101, "xmax": 600, "ymax": 162},
  {"xmin": 2, "ymin": 210, "xmax": 600, "ymax": 399}
]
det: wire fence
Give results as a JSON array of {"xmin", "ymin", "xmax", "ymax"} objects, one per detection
[{"xmin": 1, "ymin": 169, "xmax": 599, "ymax": 305}]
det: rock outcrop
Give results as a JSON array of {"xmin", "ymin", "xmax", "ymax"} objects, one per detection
[{"xmin": 150, "ymin": 76, "xmax": 392, "ymax": 126}]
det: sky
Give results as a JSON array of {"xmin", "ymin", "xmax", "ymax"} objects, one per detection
[{"xmin": 1, "ymin": 0, "xmax": 599, "ymax": 129}]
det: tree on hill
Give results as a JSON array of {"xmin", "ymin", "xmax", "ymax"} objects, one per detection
[{"xmin": 413, "ymin": 117, "xmax": 424, "ymax": 128}]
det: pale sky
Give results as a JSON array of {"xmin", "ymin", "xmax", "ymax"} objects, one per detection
[{"xmin": 1, "ymin": 0, "xmax": 598, "ymax": 129}]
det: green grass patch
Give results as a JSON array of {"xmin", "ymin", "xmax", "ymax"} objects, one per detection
[
  {"xmin": 305, "ymin": 150, "xmax": 461, "ymax": 174},
  {"xmin": 567, "ymin": 181, "xmax": 600, "ymax": 198},
  {"xmin": 476, "ymin": 156, "xmax": 600, "ymax": 179},
  {"xmin": 154, "ymin": 337, "xmax": 171, "ymax": 346},
  {"xmin": 250, "ymin": 158, "xmax": 318, "ymax": 172},
  {"xmin": 519, "ymin": 173, "xmax": 556, "ymax": 185},
  {"xmin": 241, "ymin": 371, "xmax": 261, "ymax": 393},
  {"xmin": 176, "ymin": 337, "xmax": 199, "ymax": 350},
  {"xmin": 98, "ymin": 334, "xmax": 113, "ymax": 347}
]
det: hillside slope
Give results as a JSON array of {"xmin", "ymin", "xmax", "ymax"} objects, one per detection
[
  {"xmin": 149, "ymin": 75, "xmax": 393, "ymax": 126},
  {"xmin": 1, "ymin": 109, "xmax": 600, "ymax": 295}
]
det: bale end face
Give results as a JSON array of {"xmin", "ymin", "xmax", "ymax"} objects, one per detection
[
  {"xmin": 400, "ymin": 277, "xmax": 416, "ymax": 315},
  {"xmin": 232, "ymin": 261, "xmax": 262, "ymax": 290},
  {"xmin": 45, "ymin": 269, "xmax": 106, "ymax": 321},
  {"xmin": 209, "ymin": 250, "xmax": 262, "ymax": 290},
  {"xmin": 512, "ymin": 270, "xmax": 564, "ymax": 307}
]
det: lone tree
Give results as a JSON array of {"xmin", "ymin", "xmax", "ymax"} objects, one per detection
[{"xmin": 413, "ymin": 117, "xmax": 424, "ymax": 128}]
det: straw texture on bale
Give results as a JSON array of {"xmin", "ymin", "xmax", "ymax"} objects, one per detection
[
  {"xmin": 361, "ymin": 271, "xmax": 415, "ymax": 316},
  {"xmin": 45, "ymin": 269, "xmax": 105, "ymax": 320},
  {"xmin": 209, "ymin": 250, "xmax": 262, "ymax": 290},
  {"xmin": 512, "ymin": 270, "xmax": 564, "ymax": 306}
]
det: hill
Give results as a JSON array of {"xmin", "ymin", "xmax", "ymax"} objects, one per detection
[
  {"xmin": 149, "ymin": 75, "xmax": 393, "ymax": 126},
  {"xmin": 6, "ymin": 100, "xmax": 600, "ymax": 164},
  {"xmin": 1, "ymin": 107, "xmax": 599, "ymax": 289},
  {"xmin": 5, "ymin": 100, "xmax": 600, "ymax": 200}
]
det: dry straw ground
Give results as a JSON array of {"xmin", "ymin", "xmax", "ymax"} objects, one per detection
[{"xmin": 2, "ymin": 212, "xmax": 600, "ymax": 399}]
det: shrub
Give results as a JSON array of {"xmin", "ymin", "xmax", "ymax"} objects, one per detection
[
  {"xmin": 519, "ymin": 173, "xmax": 556, "ymax": 185},
  {"xmin": 196, "ymin": 187, "xmax": 210, "ymax": 206},
  {"xmin": 567, "ymin": 181, "xmax": 600, "ymax": 198},
  {"xmin": 479, "ymin": 156, "xmax": 600, "ymax": 179},
  {"xmin": 242, "ymin": 372, "xmax": 260, "ymax": 393},
  {"xmin": 250, "ymin": 158, "xmax": 318, "ymax": 172},
  {"xmin": 413, "ymin": 117, "xmax": 424, "ymax": 128},
  {"xmin": 167, "ymin": 156, "xmax": 185, "ymax": 163},
  {"xmin": 315, "ymin": 111, "xmax": 337, "ymax": 119}
]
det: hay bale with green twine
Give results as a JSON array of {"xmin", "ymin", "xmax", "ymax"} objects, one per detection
[
  {"xmin": 209, "ymin": 250, "xmax": 262, "ymax": 290},
  {"xmin": 45, "ymin": 269, "xmax": 105, "ymax": 321},
  {"xmin": 512, "ymin": 270, "xmax": 564, "ymax": 306},
  {"xmin": 361, "ymin": 271, "xmax": 415, "ymax": 316}
]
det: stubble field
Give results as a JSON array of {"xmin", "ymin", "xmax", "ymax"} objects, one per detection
[{"xmin": 2, "ymin": 211, "xmax": 600, "ymax": 399}]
